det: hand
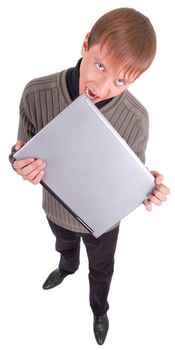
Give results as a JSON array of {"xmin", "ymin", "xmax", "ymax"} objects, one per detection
[
  {"xmin": 144, "ymin": 170, "xmax": 170, "ymax": 211},
  {"xmin": 13, "ymin": 140, "xmax": 45, "ymax": 185}
]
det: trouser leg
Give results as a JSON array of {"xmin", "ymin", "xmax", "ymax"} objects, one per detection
[
  {"xmin": 82, "ymin": 226, "xmax": 119, "ymax": 316},
  {"xmin": 47, "ymin": 218, "xmax": 81, "ymax": 273}
]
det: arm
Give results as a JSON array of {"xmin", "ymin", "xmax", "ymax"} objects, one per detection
[{"xmin": 10, "ymin": 86, "xmax": 45, "ymax": 184}]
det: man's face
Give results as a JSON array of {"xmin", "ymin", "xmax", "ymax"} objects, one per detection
[{"xmin": 79, "ymin": 35, "xmax": 133, "ymax": 104}]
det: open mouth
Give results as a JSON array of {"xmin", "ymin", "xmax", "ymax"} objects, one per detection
[{"xmin": 85, "ymin": 88, "xmax": 99, "ymax": 102}]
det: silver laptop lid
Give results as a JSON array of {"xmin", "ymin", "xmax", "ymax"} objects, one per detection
[{"xmin": 14, "ymin": 94, "xmax": 155, "ymax": 238}]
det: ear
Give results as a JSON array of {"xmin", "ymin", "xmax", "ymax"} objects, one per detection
[{"xmin": 81, "ymin": 32, "xmax": 90, "ymax": 55}]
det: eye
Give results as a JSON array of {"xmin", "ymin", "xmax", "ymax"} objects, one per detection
[
  {"xmin": 95, "ymin": 63, "xmax": 105, "ymax": 71},
  {"xmin": 115, "ymin": 78, "xmax": 124, "ymax": 86}
]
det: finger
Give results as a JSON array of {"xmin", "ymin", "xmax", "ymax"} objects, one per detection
[
  {"xmin": 20, "ymin": 159, "xmax": 44, "ymax": 176},
  {"xmin": 143, "ymin": 199, "xmax": 152, "ymax": 211},
  {"xmin": 151, "ymin": 170, "xmax": 163, "ymax": 178},
  {"xmin": 147, "ymin": 194, "xmax": 162, "ymax": 206},
  {"xmin": 155, "ymin": 175, "xmax": 164, "ymax": 185},
  {"xmin": 13, "ymin": 158, "xmax": 35, "ymax": 171},
  {"xmin": 151, "ymin": 171, "xmax": 164, "ymax": 185},
  {"xmin": 30, "ymin": 171, "xmax": 45, "ymax": 185},
  {"xmin": 15, "ymin": 159, "xmax": 43, "ymax": 175},
  {"xmin": 155, "ymin": 184, "xmax": 170, "ymax": 195},
  {"xmin": 153, "ymin": 189, "xmax": 167, "ymax": 202},
  {"xmin": 22, "ymin": 163, "xmax": 45, "ymax": 181}
]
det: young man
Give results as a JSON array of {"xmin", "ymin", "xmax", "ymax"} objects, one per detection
[{"xmin": 10, "ymin": 8, "xmax": 169, "ymax": 345}]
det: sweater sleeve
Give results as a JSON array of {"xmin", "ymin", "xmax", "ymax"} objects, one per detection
[
  {"xmin": 9, "ymin": 87, "xmax": 35, "ymax": 166},
  {"xmin": 130, "ymin": 112, "xmax": 149, "ymax": 164},
  {"xmin": 17, "ymin": 92, "xmax": 35, "ymax": 142}
]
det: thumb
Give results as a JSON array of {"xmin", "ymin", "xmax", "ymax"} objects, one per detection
[{"xmin": 15, "ymin": 140, "xmax": 25, "ymax": 151}]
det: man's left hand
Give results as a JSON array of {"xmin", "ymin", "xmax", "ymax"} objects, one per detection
[{"xmin": 143, "ymin": 170, "xmax": 170, "ymax": 211}]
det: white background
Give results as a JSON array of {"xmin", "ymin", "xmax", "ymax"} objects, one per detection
[{"xmin": 1, "ymin": 0, "xmax": 175, "ymax": 349}]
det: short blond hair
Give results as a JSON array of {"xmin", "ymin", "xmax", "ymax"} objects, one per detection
[{"xmin": 88, "ymin": 8, "xmax": 157, "ymax": 81}]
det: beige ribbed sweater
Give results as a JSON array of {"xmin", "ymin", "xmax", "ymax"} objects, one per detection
[{"xmin": 17, "ymin": 69, "xmax": 149, "ymax": 233}]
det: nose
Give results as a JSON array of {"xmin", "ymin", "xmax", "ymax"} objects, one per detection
[{"xmin": 93, "ymin": 77, "xmax": 110, "ymax": 98}]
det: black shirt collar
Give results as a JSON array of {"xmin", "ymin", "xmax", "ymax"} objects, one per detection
[{"xmin": 66, "ymin": 58, "xmax": 113, "ymax": 109}]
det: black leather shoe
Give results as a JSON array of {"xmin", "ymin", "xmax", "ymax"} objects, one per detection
[
  {"xmin": 93, "ymin": 313, "xmax": 109, "ymax": 345},
  {"xmin": 42, "ymin": 268, "xmax": 70, "ymax": 290}
]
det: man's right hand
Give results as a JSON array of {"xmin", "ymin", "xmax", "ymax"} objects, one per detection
[{"xmin": 13, "ymin": 140, "xmax": 45, "ymax": 185}]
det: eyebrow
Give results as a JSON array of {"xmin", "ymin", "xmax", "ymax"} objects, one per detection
[{"xmin": 95, "ymin": 56, "xmax": 105, "ymax": 66}]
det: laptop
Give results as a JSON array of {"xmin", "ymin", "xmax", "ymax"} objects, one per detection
[{"xmin": 13, "ymin": 93, "xmax": 155, "ymax": 238}]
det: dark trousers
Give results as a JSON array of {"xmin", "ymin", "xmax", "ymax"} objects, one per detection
[{"xmin": 47, "ymin": 218, "xmax": 119, "ymax": 316}]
